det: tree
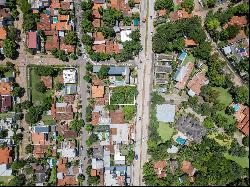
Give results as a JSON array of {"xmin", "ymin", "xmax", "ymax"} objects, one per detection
[
  {"xmin": 101, "ymin": 26, "xmax": 115, "ymax": 39},
  {"xmin": 25, "ymin": 144, "xmax": 33, "ymax": 154},
  {"xmin": 123, "ymin": 105, "xmax": 136, "ymax": 122},
  {"xmin": 206, "ymin": 18, "xmax": 220, "ymax": 31},
  {"xmin": 77, "ymin": 174, "xmax": 85, "ymax": 182},
  {"xmin": 64, "ymin": 31, "xmax": 77, "ymax": 45},
  {"xmin": 86, "ymin": 62, "xmax": 93, "ymax": 72},
  {"xmin": 12, "ymin": 133, "xmax": 23, "ymax": 143},
  {"xmin": 242, "ymin": 136, "xmax": 249, "ymax": 147},
  {"xmin": 231, "ymin": 86, "xmax": 249, "ymax": 105},
  {"xmin": 128, "ymin": 0, "xmax": 135, "ymax": 8},
  {"xmin": 12, "ymin": 85, "xmax": 25, "ymax": 97},
  {"xmin": 80, "ymin": 0, "xmax": 93, "ymax": 11},
  {"xmin": 203, "ymin": 117, "xmax": 215, "ymax": 129},
  {"xmin": 25, "ymin": 106, "xmax": 43, "ymax": 124},
  {"xmin": 35, "ymin": 65, "xmax": 55, "ymax": 76},
  {"xmin": 102, "ymin": 8, "xmax": 123, "ymax": 26},
  {"xmin": 11, "ymin": 160, "xmax": 26, "ymax": 170},
  {"xmin": 225, "ymin": 106, "xmax": 235, "ymax": 115},
  {"xmin": 9, "ymin": 174, "xmax": 26, "ymax": 186},
  {"xmin": 97, "ymin": 65, "xmax": 110, "ymax": 79},
  {"xmin": 18, "ymin": 0, "xmax": 31, "ymax": 14},
  {"xmin": 151, "ymin": 92, "xmax": 165, "ymax": 105},
  {"xmin": 21, "ymin": 100, "xmax": 32, "ymax": 110},
  {"xmin": 220, "ymin": 25, "xmax": 240, "ymax": 40},
  {"xmin": 85, "ymin": 124, "xmax": 93, "ymax": 132},
  {"xmin": 181, "ymin": 0, "xmax": 194, "ymax": 13},
  {"xmin": 86, "ymin": 105, "xmax": 93, "ymax": 122},
  {"xmin": 3, "ymin": 38, "xmax": 17, "ymax": 59},
  {"xmin": 81, "ymin": 19, "xmax": 94, "ymax": 33},
  {"xmin": 81, "ymin": 34, "xmax": 93, "ymax": 46},
  {"xmin": 0, "ymin": 129, "xmax": 8, "ymax": 138},
  {"xmin": 154, "ymin": 0, "xmax": 174, "ymax": 11},
  {"xmin": 87, "ymin": 176, "xmax": 100, "ymax": 185},
  {"xmin": 7, "ymin": 26, "xmax": 19, "ymax": 41},
  {"xmin": 83, "ymin": 75, "xmax": 92, "ymax": 83},
  {"xmin": 23, "ymin": 13, "xmax": 37, "ymax": 31},
  {"xmin": 193, "ymin": 41, "xmax": 212, "ymax": 60},
  {"xmin": 41, "ymin": 96, "xmax": 52, "ymax": 111},
  {"xmin": 35, "ymin": 81, "xmax": 47, "ymax": 93},
  {"xmin": 70, "ymin": 119, "xmax": 84, "ymax": 132},
  {"xmin": 206, "ymin": 0, "xmax": 216, "ymax": 8}
]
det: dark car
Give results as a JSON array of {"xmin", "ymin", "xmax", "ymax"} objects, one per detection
[{"xmin": 135, "ymin": 154, "xmax": 138, "ymax": 160}]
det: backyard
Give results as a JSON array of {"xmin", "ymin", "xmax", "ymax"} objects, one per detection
[
  {"xmin": 157, "ymin": 122, "xmax": 175, "ymax": 142},
  {"xmin": 207, "ymin": 132, "xmax": 233, "ymax": 149},
  {"xmin": 110, "ymin": 86, "xmax": 137, "ymax": 105},
  {"xmin": 224, "ymin": 152, "xmax": 249, "ymax": 168},
  {"xmin": 212, "ymin": 87, "xmax": 233, "ymax": 106},
  {"xmin": 183, "ymin": 54, "xmax": 195, "ymax": 66}
]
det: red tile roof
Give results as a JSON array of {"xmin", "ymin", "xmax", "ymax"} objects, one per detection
[
  {"xmin": 170, "ymin": 9, "xmax": 192, "ymax": 22},
  {"xmin": 0, "ymin": 147, "xmax": 12, "ymax": 164},
  {"xmin": 158, "ymin": 9, "xmax": 167, "ymax": 17},
  {"xmin": 33, "ymin": 145, "xmax": 49, "ymax": 159},
  {"xmin": 236, "ymin": 106, "xmax": 249, "ymax": 136},
  {"xmin": 110, "ymin": 110, "xmax": 125, "ymax": 124},
  {"xmin": 92, "ymin": 44, "xmax": 106, "ymax": 53},
  {"xmin": 93, "ymin": 32, "xmax": 105, "ymax": 41},
  {"xmin": 37, "ymin": 14, "xmax": 51, "ymax": 31},
  {"xmin": 184, "ymin": 39, "xmax": 197, "ymax": 47},
  {"xmin": 175, "ymin": 62, "xmax": 194, "ymax": 90},
  {"xmin": 60, "ymin": 42, "xmax": 75, "ymax": 53},
  {"xmin": 61, "ymin": 2, "xmax": 71, "ymax": 10},
  {"xmin": 27, "ymin": 32, "xmax": 37, "ymax": 49},
  {"xmin": 182, "ymin": 160, "xmax": 195, "ymax": 177},
  {"xmin": 187, "ymin": 71, "xmax": 208, "ymax": 95},
  {"xmin": 224, "ymin": 16, "xmax": 247, "ymax": 29},
  {"xmin": 0, "ymin": 82, "xmax": 12, "ymax": 95},
  {"xmin": 51, "ymin": 22, "xmax": 72, "ymax": 31},
  {"xmin": 110, "ymin": 0, "xmax": 130, "ymax": 15},
  {"xmin": 92, "ymin": 112, "xmax": 100, "ymax": 125},
  {"xmin": 91, "ymin": 169, "xmax": 97, "ymax": 176},
  {"xmin": 92, "ymin": 9, "xmax": 102, "ymax": 19},
  {"xmin": 63, "ymin": 95, "xmax": 75, "ymax": 103},
  {"xmin": 45, "ymin": 32, "xmax": 59, "ymax": 51},
  {"xmin": 92, "ymin": 18, "xmax": 101, "ymax": 28},
  {"xmin": 0, "ymin": 27, "xmax": 7, "ymax": 40},
  {"xmin": 154, "ymin": 160, "xmax": 167, "ymax": 169}
]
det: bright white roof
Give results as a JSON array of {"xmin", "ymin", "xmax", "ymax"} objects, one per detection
[
  {"xmin": 156, "ymin": 104, "xmax": 176, "ymax": 123},
  {"xmin": 121, "ymin": 30, "xmax": 132, "ymax": 42},
  {"xmin": 63, "ymin": 69, "xmax": 77, "ymax": 84},
  {"xmin": 61, "ymin": 148, "xmax": 76, "ymax": 158}
]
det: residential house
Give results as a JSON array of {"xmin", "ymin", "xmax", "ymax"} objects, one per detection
[
  {"xmin": 175, "ymin": 114, "xmax": 207, "ymax": 143},
  {"xmin": 156, "ymin": 104, "xmax": 176, "ymax": 123},
  {"xmin": 181, "ymin": 160, "xmax": 197, "ymax": 182},
  {"xmin": 154, "ymin": 54, "xmax": 173, "ymax": 84},
  {"xmin": 63, "ymin": 95, "xmax": 75, "ymax": 104},
  {"xmin": 63, "ymin": 69, "xmax": 77, "ymax": 84},
  {"xmin": 187, "ymin": 71, "xmax": 209, "ymax": 97},
  {"xmin": 0, "ymin": 8, "xmax": 12, "ymax": 26},
  {"xmin": 92, "ymin": 158, "xmax": 104, "ymax": 170},
  {"xmin": 28, "ymin": 0, "xmax": 50, "ymax": 12},
  {"xmin": 153, "ymin": 160, "xmax": 167, "ymax": 178},
  {"xmin": 228, "ymin": 30, "xmax": 247, "ymax": 44},
  {"xmin": 0, "ymin": 82, "xmax": 12, "ymax": 95},
  {"xmin": 233, "ymin": 104, "xmax": 249, "ymax": 136},
  {"xmin": 0, "ymin": 147, "xmax": 12, "ymax": 164},
  {"xmin": 174, "ymin": 62, "xmax": 194, "ymax": 90},
  {"xmin": 120, "ymin": 29, "xmax": 132, "ymax": 42},
  {"xmin": 109, "ymin": 0, "xmax": 131, "ymax": 15},
  {"xmin": 31, "ymin": 131, "xmax": 50, "ymax": 158},
  {"xmin": 114, "ymin": 144, "xmax": 126, "ymax": 165},
  {"xmin": 64, "ymin": 84, "xmax": 77, "ymax": 95},
  {"xmin": 0, "ymin": 95, "xmax": 12, "ymax": 112},
  {"xmin": 0, "ymin": 163, "xmax": 12, "ymax": 176},
  {"xmin": 51, "ymin": 102, "xmax": 74, "ymax": 121},
  {"xmin": 184, "ymin": 39, "xmax": 197, "ymax": 48},
  {"xmin": 0, "ymin": 27, "xmax": 7, "ymax": 40},
  {"xmin": 0, "ymin": 118, "xmax": 14, "ymax": 145},
  {"xmin": 0, "ymin": 0, "xmax": 6, "ymax": 6},
  {"xmin": 224, "ymin": 16, "xmax": 247, "ymax": 29},
  {"xmin": 31, "ymin": 163, "xmax": 49, "ymax": 186},
  {"xmin": 60, "ymin": 140, "xmax": 77, "ymax": 159},
  {"xmin": 110, "ymin": 110, "xmax": 125, "ymax": 124},
  {"xmin": 169, "ymin": 9, "xmax": 192, "ymax": 22},
  {"xmin": 104, "ymin": 166, "xmax": 131, "ymax": 186},
  {"xmin": 57, "ymin": 122, "xmax": 78, "ymax": 139},
  {"xmin": 92, "ymin": 85, "xmax": 105, "ymax": 98}
]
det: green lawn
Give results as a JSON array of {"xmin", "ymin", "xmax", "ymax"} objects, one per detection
[
  {"xmin": 183, "ymin": 54, "xmax": 195, "ymax": 66},
  {"xmin": 4, "ymin": 71, "xmax": 14, "ymax": 77},
  {"xmin": 212, "ymin": 87, "xmax": 233, "ymax": 106},
  {"xmin": 0, "ymin": 112, "xmax": 15, "ymax": 120},
  {"xmin": 31, "ymin": 69, "xmax": 51, "ymax": 104},
  {"xmin": 42, "ymin": 115, "xmax": 56, "ymax": 126},
  {"xmin": 0, "ymin": 176, "xmax": 13, "ymax": 183},
  {"xmin": 157, "ymin": 122, "xmax": 174, "ymax": 142},
  {"xmin": 224, "ymin": 152, "xmax": 249, "ymax": 168},
  {"xmin": 207, "ymin": 132, "xmax": 233, "ymax": 149}
]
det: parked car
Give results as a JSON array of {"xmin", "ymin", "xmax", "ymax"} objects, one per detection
[{"xmin": 135, "ymin": 154, "xmax": 138, "ymax": 160}]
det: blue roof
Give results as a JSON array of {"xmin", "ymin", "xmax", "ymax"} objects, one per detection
[
  {"xmin": 108, "ymin": 67, "xmax": 126, "ymax": 75},
  {"xmin": 178, "ymin": 51, "xmax": 187, "ymax": 61},
  {"xmin": 34, "ymin": 126, "xmax": 49, "ymax": 133}
]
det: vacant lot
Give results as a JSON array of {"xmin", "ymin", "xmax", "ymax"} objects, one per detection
[
  {"xmin": 212, "ymin": 87, "xmax": 233, "ymax": 106},
  {"xmin": 224, "ymin": 152, "xmax": 249, "ymax": 168},
  {"xmin": 157, "ymin": 122, "xmax": 175, "ymax": 142}
]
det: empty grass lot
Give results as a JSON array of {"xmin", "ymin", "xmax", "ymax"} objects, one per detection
[
  {"xmin": 183, "ymin": 54, "xmax": 195, "ymax": 65},
  {"xmin": 207, "ymin": 132, "xmax": 233, "ymax": 149},
  {"xmin": 212, "ymin": 87, "xmax": 233, "ymax": 106},
  {"xmin": 157, "ymin": 122, "xmax": 175, "ymax": 142},
  {"xmin": 224, "ymin": 152, "xmax": 249, "ymax": 168}
]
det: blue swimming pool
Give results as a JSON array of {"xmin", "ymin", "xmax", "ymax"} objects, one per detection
[
  {"xmin": 176, "ymin": 137, "xmax": 186, "ymax": 145},
  {"xmin": 233, "ymin": 104, "xmax": 240, "ymax": 112}
]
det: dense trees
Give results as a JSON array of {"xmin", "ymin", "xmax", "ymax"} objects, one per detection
[
  {"xmin": 101, "ymin": 26, "xmax": 115, "ymax": 39},
  {"xmin": 154, "ymin": 0, "xmax": 174, "ymax": 11},
  {"xmin": 123, "ymin": 105, "xmax": 136, "ymax": 122},
  {"xmin": 35, "ymin": 81, "xmax": 47, "ymax": 93},
  {"xmin": 80, "ymin": 0, "xmax": 93, "ymax": 11},
  {"xmin": 220, "ymin": 25, "xmax": 240, "ymax": 40},
  {"xmin": 3, "ymin": 39, "xmax": 17, "ymax": 59},
  {"xmin": 97, "ymin": 65, "xmax": 110, "ymax": 79},
  {"xmin": 81, "ymin": 34, "xmax": 94, "ymax": 46},
  {"xmin": 64, "ymin": 31, "xmax": 77, "ymax": 45},
  {"xmin": 101, "ymin": 8, "xmax": 123, "ymax": 26},
  {"xmin": 181, "ymin": 0, "xmax": 194, "ymax": 13},
  {"xmin": 193, "ymin": 41, "xmax": 212, "ymax": 60},
  {"xmin": 70, "ymin": 119, "xmax": 84, "ymax": 132},
  {"xmin": 25, "ymin": 106, "xmax": 43, "ymax": 124},
  {"xmin": 110, "ymin": 86, "xmax": 137, "ymax": 105},
  {"xmin": 230, "ymin": 85, "xmax": 249, "ymax": 105}
]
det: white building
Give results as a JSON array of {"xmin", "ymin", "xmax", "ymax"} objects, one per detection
[
  {"xmin": 114, "ymin": 145, "xmax": 126, "ymax": 165},
  {"xmin": 63, "ymin": 69, "xmax": 77, "ymax": 84},
  {"xmin": 110, "ymin": 124, "xmax": 129, "ymax": 144},
  {"xmin": 0, "ymin": 164, "xmax": 12, "ymax": 176},
  {"xmin": 121, "ymin": 30, "xmax": 132, "ymax": 42}
]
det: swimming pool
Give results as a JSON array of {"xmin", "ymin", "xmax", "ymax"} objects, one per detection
[
  {"xmin": 233, "ymin": 104, "xmax": 240, "ymax": 112},
  {"xmin": 53, "ymin": 17, "xmax": 58, "ymax": 23},
  {"xmin": 176, "ymin": 137, "xmax": 186, "ymax": 145}
]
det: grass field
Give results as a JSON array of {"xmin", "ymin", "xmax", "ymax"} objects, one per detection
[
  {"xmin": 212, "ymin": 87, "xmax": 233, "ymax": 106},
  {"xmin": 0, "ymin": 112, "xmax": 15, "ymax": 120},
  {"xmin": 224, "ymin": 152, "xmax": 249, "ymax": 168},
  {"xmin": 31, "ymin": 69, "xmax": 51, "ymax": 104},
  {"xmin": 42, "ymin": 115, "xmax": 56, "ymax": 126},
  {"xmin": 157, "ymin": 122, "xmax": 174, "ymax": 142},
  {"xmin": 4, "ymin": 71, "xmax": 14, "ymax": 77},
  {"xmin": 216, "ymin": 111, "xmax": 236, "ymax": 126},
  {"xmin": 207, "ymin": 132, "xmax": 233, "ymax": 149},
  {"xmin": 0, "ymin": 176, "xmax": 13, "ymax": 183},
  {"xmin": 183, "ymin": 54, "xmax": 195, "ymax": 65}
]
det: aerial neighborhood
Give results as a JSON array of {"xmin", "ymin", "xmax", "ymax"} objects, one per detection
[{"xmin": 0, "ymin": 0, "xmax": 249, "ymax": 186}]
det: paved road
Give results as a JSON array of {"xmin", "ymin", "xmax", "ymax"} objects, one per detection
[{"xmin": 132, "ymin": 0, "xmax": 154, "ymax": 186}]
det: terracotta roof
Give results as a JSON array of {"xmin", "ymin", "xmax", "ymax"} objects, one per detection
[
  {"xmin": 51, "ymin": 0, "xmax": 60, "ymax": 9},
  {"xmin": 228, "ymin": 30, "xmax": 247, "ymax": 44},
  {"xmin": 57, "ymin": 158, "xmax": 67, "ymax": 173},
  {"xmin": 92, "ymin": 85, "xmax": 105, "ymax": 98},
  {"xmin": 58, "ymin": 15, "xmax": 69, "ymax": 21},
  {"xmin": 117, "ymin": 176, "xmax": 125, "ymax": 186},
  {"xmin": 41, "ymin": 76, "xmax": 53, "ymax": 89},
  {"xmin": 58, "ymin": 176, "xmax": 78, "ymax": 186},
  {"xmin": 0, "ymin": 27, "xmax": 7, "ymax": 40},
  {"xmin": 92, "ymin": 18, "xmax": 101, "ymax": 28},
  {"xmin": 187, "ymin": 71, "xmax": 208, "ymax": 95},
  {"xmin": 224, "ymin": 16, "xmax": 247, "ymax": 29},
  {"xmin": 182, "ymin": 160, "xmax": 195, "ymax": 177},
  {"xmin": 63, "ymin": 95, "xmax": 75, "ymax": 103},
  {"xmin": 27, "ymin": 31, "xmax": 37, "ymax": 49},
  {"xmin": 63, "ymin": 130, "xmax": 78, "ymax": 139},
  {"xmin": 0, "ymin": 147, "xmax": 12, "ymax": 164},
  {"xmin": 184, "ymin": 39, "xmax": 197, "ymax": 47},
  {"xmin": 175, "ymin": 62, "xmax": 194, "ymax": 90},
  {"xmin": 93, "ymin": 3, "xmax": 103, "ymax": 10},
  {"xmin": 60, "ymin": 42, "xmax": 75, "ymax": 53},
  {"xmin": 170, "ymin": 9, "xmax": 192, "ymax": 22},
  {"xmin": 95, "ymin": 97, "xmax": 106, "ymax": 105},
  {"xmin": 91, "ymin": 169, "xmax": 97, "ymax": 176},
  {"xmin": 45, "ymin": 32, "xmax": 59, "ymax": 51},
  {"xmin": 154, "ymin": 160, "xmax": 167, "ymax": 169},
  {"xmin": 0, "ymin": 82, "xmax": 12, "ymax": 95},
  {"xmin": 92, "ymin": 9, "xmax": 102, "ymax": 19},
  {"xmin": 134, "ymin": 0, "xmax": 141, "ymax": 3},
  {"xmin": 110, "ymin": 0, "xmax": 130, "ymax": 15},
  {"xmin": 235, "ymin": 106, "xmax": 249, "ymax": 136},
  {"xmin": 93, "ymin": 32, "xmax": 105, "ymax": 41},
  {"xmin": 32, "ymin": 133, "xmax": 48, "ymax": 145},
  {"xmin": 110, "ymin": 110, "xmax": 125, "ymax": 124},
  {"xmin": 51, "ymin": 22, "xmax": 72, "ymax": 31},
  {"xmin": 92, "ymin": 112, "xmax": 100, "ymax": 125},
  {"xmin": 92, "ymin": 44, "xmax": 106, "ymax": 53},
  {"xmin": 61, "ymin": 2, "xmax": 71, "ymax": 10},
  {"xmin": 159, "ymin": 9, "xmax": 167, "ymax": 17},
  {"xmin": 93, "ymin": 79, "xmax": 103, "ymax": 86},
  {"xmin": 37, "ymin": 14, "xmax": 51, "ymax": 31},
  {"xmin": 33, "ymin": 145, "xmax": 49, "ymax": 158},
  {"xmin": 106, "ymin": 41, "xmax": 121, "ymax": 54}
]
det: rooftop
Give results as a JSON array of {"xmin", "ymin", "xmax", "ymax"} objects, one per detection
[
  {"xmin": 0, "ymin": 147, "xmax": 12, "ymax": 164},
  {"xmin": 187, "ymin": 71, "xmax": 209, "ymax": 96},
  {"xmin": 92, "ymin": 85, "xmax": 105, "ymax": 98},
  {"xmin": 0, "ymin": 27, "xmax": 7, "ymax": 40},
  {"xmin": 156, "ymin": 104, "xmax": 176, "ymax": 123}
]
